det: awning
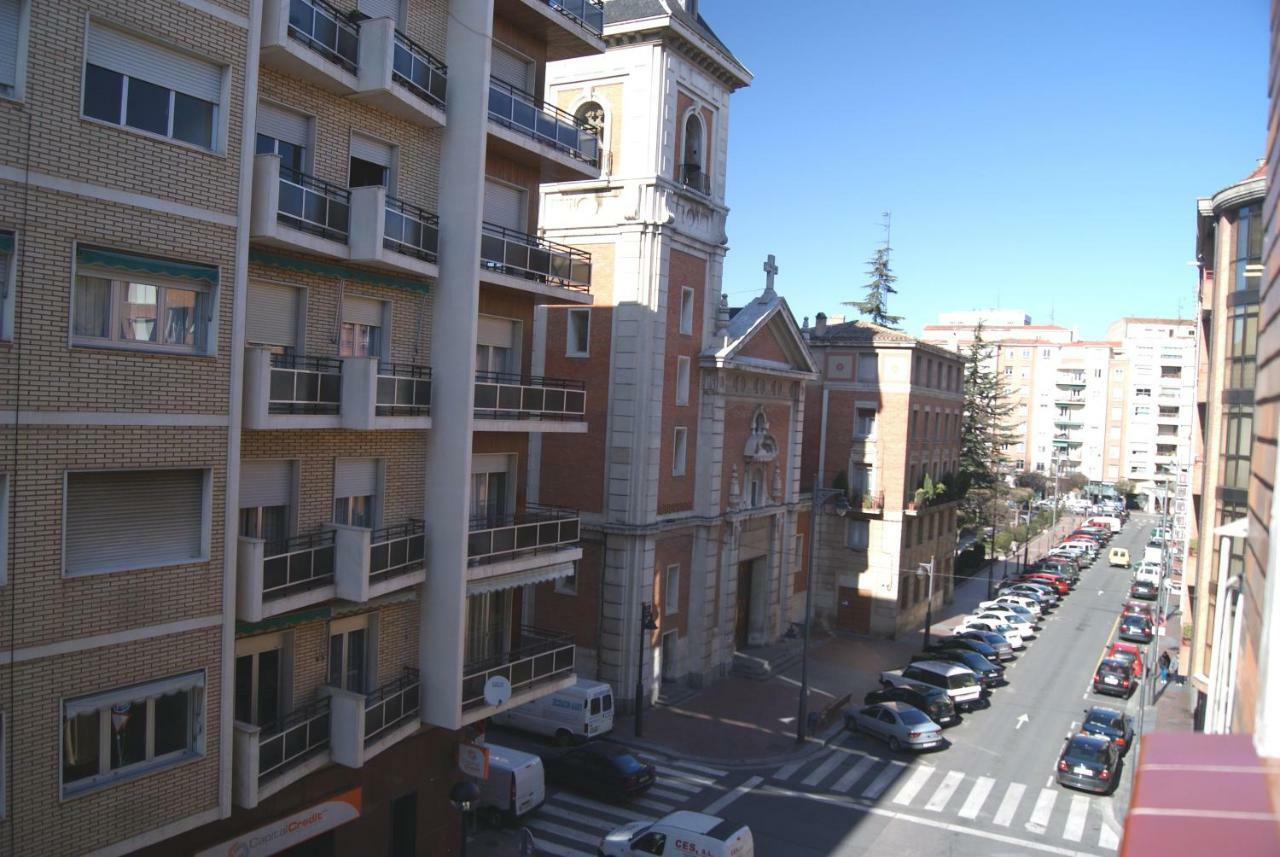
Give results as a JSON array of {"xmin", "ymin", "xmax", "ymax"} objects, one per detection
[
  {"xmin": 1216, "ymin": 517, "xmax": 1250, "ymax": 539},
  {"xmin": 250, "ymin": 249, "xmax": 430, "ymax": 294},
  {"xmin": 467, "ymin": 560, "xmax": 576, "ymax": 596},
  {"xmin": 77, "ymin": 245, "xmax": 219, "ymax": 286},
  {"xmin": 65, "ymin": 670, "xmax": 206, "ymax": 718},
  {"xmin": 0, "ymin": 232, "xmax": 12, "ymax": 254}
]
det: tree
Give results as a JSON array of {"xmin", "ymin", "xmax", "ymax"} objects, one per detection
[
  {"xmin": 1016, "ymin": 471, "xmax": 1048, "ymax": 496},
  {"xmin": 1062, "ymin": 471, "xmax": 1088, "ymax": 493},
  {"xmin": 1113, "ymin": 478, "xmax": 1135, "ymax": 498},
  {"xmin": 844, "ymin": 212, "xmax": 902, "ymax": 328},
  {"xmin": 958, "ymin": 322, "xmax": 1019, "ymax": 532}
]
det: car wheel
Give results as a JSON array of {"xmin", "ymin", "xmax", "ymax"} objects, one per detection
[
  {"xmin": 554, "ymin": 729, "xmax": 573, "ymax": 747},
  {"xmin": 888, "ymin": 736, "xmax": 902, "ymax": 752}
]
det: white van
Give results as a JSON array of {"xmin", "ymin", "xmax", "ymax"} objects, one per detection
[
  {"xmin": 881, "ymin": 661, "xmax": 983, "ymax": 709},
  {"xmin": 1086, "ymin": 516, "xmax": 1123, "ymax": 533},
  {"xmin": 490, "ymin": 679, "xmax": 614, "ymax": 744},
  {"xmin": 1134, "ymin": 565, "xmax": 1161, "ymax": 587},
  {"xmin": 468, "ymin": 743, "xmax": 545, "ymax": 826},
  {"xmin": 600, "ymin": 811, "xmax": 753, "ymax": 857}
]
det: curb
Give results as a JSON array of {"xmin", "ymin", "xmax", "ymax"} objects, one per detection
[{"xmin": 603, "ymin": 719, "xmax": 848, "ymax": 771}]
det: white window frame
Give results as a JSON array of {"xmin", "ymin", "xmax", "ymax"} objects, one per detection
[
  {"xmin": 70, "ymin": 256, "xmax": 217, "ymax": 357},
  {"xmin": 664, "ymin": 564, "xmax": 679, "ymax": 615},
  {"xmin": 233, "ymin": 632, "xmax": 290, "ymax": 727},
  {"xmin": 854, "ymin": 406, "xmax": 877, "ymax": 440},
  {"xmin": 328, "ymin": 614, "xmax": 375, "ymax": 694},
  {"xmin": 555, "ymin": 561, "xmax": 578, "ymax": 595},
  {"xmin": 0, "ymin": 0, "xmax": 30, "ymax": 102},
  {"xmin": 793, "ymin": 533, "xmax": 804, "ymax": 568},
  {"xmin": 672, "ymin": 426, "xmax": 688, "ymax": 477},
  {"xmin": 675, "ymin": 356, "xmax": 691, "ymax": 406},
  {"xmin": 678, "ymin": 287, "xmax": 695, "ymax": 335},
  {"xmin": 856, "ymin": 353, "xmax": 878, "ymax": 382},
  {"xmin": 60, "ymin": 671, "xmax": 206, "ymax": 799},
  {"xmin": 846, "ymin": 519, "xmax": 869, "ymax": 551},
  {"xmin": 566, "ymin": 308, "xmax": 590, "ymax": 357}
]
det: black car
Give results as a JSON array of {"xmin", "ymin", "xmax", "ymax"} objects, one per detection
[
  {"xmin": 928, "ymin": 636, "xmax": 1000, "ymax": 661},
  {"xmin": 1092, "ymin": 657, "xmax": 1136, "ymax": 697},
  {"xmin": 865, "ymin": 680, "xmax": 959, "ymax": 726},
  {"xmin": 914, "ymin": 649, "xmax": 1005, "ymax": 688},
  {"xmin": 955, "ymin": 630, "xmax": 1015, "ymax": 661},
  {"xmin": 1056, "ymin": 733, "xmax": 1121, "ymax": 794},
  {"xmin": 1080, "ymin": 706, "xmax": 1135, "ymax": 755},
  {"xmin": 1118, "ymin": 614, "xmax": 1154, "ymax": 643},
  {"xmin": 1130, "ymin": 580, "xmax": 1158, "ymax": 601},
  {"xmin": 543, "ymin": 744, "xmax": 655, "ymax": 802}
]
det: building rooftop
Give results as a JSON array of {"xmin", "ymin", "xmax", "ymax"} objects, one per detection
[
  {"xmin": 807, "ymin": 317, "xmax": 960, "ymax": 361},
  {"xmin": 604, "ymin": 0, "xmax": 749, "ymax": 85}
]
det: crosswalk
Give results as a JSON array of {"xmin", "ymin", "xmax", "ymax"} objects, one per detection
[
  {"xmin": 771, "ymin": 737, "xmax": 1122, "ymax": 851},
  {"xmin": 523, "ymin": 757, "xmax": 726, "ymax": 857}
]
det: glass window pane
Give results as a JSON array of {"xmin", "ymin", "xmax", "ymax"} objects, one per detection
[
  {"xmin": 63, "ymin": 711, "xmax": 101, "ymax": 783},
  {"xmin": 83, "ymin": 64, "xmax": 124, "ymax": 124},
  {"xmin": 109, "ymin": 701, "xmax": 148, "ymax": 769},
  {"xmin": 161, "ymin": 287, "xmax": 200, "ymax": 347},
  {"xmin": 119, "ymin": 282, "xmax": 158, "ymax": 343},
  {"xmin": 234, "ymin": 654, "xmax": 254, "ymax": 724},
  {"xmin": 328, "ymin": 633, "xmax": 343, "ymax": 686},
  {"xmin": 346, "ymin": 629, "xmax": 366, "ymax": 691},
  {"xmin": 173, "ymin": 93, "xmax": 215, "ymax": 149},
  {"xmin": 256, "ymin": 133, "xmax": 275, "ymax": 155},
  {"xmin": 278, "ymin": 140, "xmax": 306, "ymax": 173},
  {"xmin": 73, "ymin": 276, "xmax": 112, "ymax": 339},
  {"xmin": 153, "ymin": 690, "xmax": 191, "ymax": 756},
  {"xmin": 257, "ymin": 650, "xmax": 281, "ymax": 726},
  {"xmin": 125, "ymin": 77, "xmax": 171, "ymax": 136}
]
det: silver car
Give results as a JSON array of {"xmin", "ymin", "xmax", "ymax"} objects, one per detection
[{"xmin": 845, "ymin": 701, "xmax": 944, "ymax": 752}]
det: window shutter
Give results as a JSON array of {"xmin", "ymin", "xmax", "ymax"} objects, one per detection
[
  {"xmin": 358, "ymin": 0, "xmax": 402, "ymax": 23},
  {"xmin": 257, "ymin": 103, "xmax": 309, "ymax": 148},
  {"xmin": 87, "ymin": 21, "xmax": 222, "ymax": 103},
  {"xmin": 342, "ymin": 295, "xmax": 384, "ymax": 327},
  {"xmin": 65, "ymin": 470, "xmax": 205, "ymax": 575},
  {"xmin": 476, "ymin": 315, "xmax": 515, "ymax": 348},
  {"xmin": 490, "ymin": 43, "xmax": 531, "ymax": 92},
  {"xmin": 334, "ymin": 458, "xmax": 377, "ymax": 498},
  {"xmin": 350, "ymin": 133, "xmax": 393, "ymax": 168},
  {"xmin": 0, "ymin": 0, "xmax": 19, "ymax": 90},
  {"xmin": 240, "ymin": 460, "xmax": 293, "ymax": 508},
  {"xmin": 246, "ymin": 281, "xmax": 299, "ymax": 347},
  {"xmin": 483, "ymin": 180, "xmax": 525, "ymax": 232}
]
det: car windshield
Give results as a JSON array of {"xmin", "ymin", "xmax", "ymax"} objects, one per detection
[
  {"xmin": 611, "ymin": 753, "xmax": 646, "ymax": 775},
  {"xmin": 1065, "ymin": 740, "xmax": 1109, "ymax": 765},
  {"xmin": 948, "ymin": 673, "xmax": 978, "ymax": 689},
  {"xmin": 1099, "ymin": 662, "xmax": 1128, "ymax": 676},
  {"xmin": 961, "ymin": 653, "xmax": 995, "ymax": 671},
  {"xmin": 899, "ymin": 708, "xmax": 932, "ymax": 726},
  {"xmin": 1085, "ymin": 712, "xmax": 1123, "ymax": 731}
]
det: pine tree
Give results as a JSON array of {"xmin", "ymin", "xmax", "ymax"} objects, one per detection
[
  {"xmin": 845, "ymin": 214, "xmax": 903, "ymax": 328},
  {"xmin": 958, "ymin": 323, "xmax": 1019, "ymax": 531}
]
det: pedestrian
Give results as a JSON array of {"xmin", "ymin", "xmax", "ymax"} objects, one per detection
[
  {"xmin": 1170, "ymin": 651, "xmax": 1181, "ymax": 685},
  {"xmin": 1158, "ymin": 651, "xmax": 1171, "ymax": 684}
]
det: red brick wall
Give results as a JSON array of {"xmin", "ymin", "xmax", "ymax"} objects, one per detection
[
  {"xmin": 652, "ymin": 533, "xmax": 694, "ymax": 638},
  {"xmin": 532, "ymin": 539, "xmax": 603, "ymax": 647},
  {"xmin": 479, "ymin": 285, "xmax": 536, "ymax": 374},
  {"xmin": 657, "ymin": 250, "xmax": 706, "ymax": 513},
  {"xmin": 736, "ymin": 320, "xmax": 792, "ymax": 364}
]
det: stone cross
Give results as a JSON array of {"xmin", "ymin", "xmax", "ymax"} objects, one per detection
[{"xmin": 763, "ymin": 254, "xmax": 778, "ymax": 297}]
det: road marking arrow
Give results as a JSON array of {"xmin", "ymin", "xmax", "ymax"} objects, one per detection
[{"xmin": 1016, "ymin": 713, "xmax": 1030, "ymax": 730}]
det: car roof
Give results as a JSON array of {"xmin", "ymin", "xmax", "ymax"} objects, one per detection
[
  {"xmin": 911, "ymin": 660, "xmax": 970, "ymax": 675},
  {"xmin": 1085, "ymin": 705, "xmax": 1124, "ymax": 721},
  {"xmin": 1110, "ymin": 641, "xmax": 1140, "ymax": 652},
  {"xmin": 1098, "ymin": 657, "xmax": 1130, "ymax": 669},
  {"xmin": 1068, "ymin": 733, "xmax": 1111, "ymax": 750}
]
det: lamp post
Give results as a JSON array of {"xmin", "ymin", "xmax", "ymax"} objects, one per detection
[
  {"xmin": 449, "ymin": 781, "xmax": 480, "ymax": 857},
  {"xmin": 917, "ymin": 558, "xmax": 936, "ymax": 649},
  {"xmin": 634, "ymin": 602, "xmax": 658, "ymax": 737},
  {"xmin": 796, "ymin": 484, "xmax": 851, "ymax": 744}
]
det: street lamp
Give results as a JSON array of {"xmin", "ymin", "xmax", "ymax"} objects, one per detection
[
  {"xmin": 796, "ymin": 484, "xmax": 851, "ymax": 744},
  {"xmin": 917, "ymin": 558, "xmax": 937, "ymax": 649},
  {"xmin": 634, "ymin": 602, "xmax": 658, "ymax": 737},
  {"xmin": 449, "ymin": 781, "xmax": 481, "ymax": 857}
]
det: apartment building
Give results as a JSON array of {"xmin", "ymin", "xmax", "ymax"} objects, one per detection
[
  {"xmin": 0, "ymin": 0, "xmax": 606, "ymax": 854},
  {"xmin": 1187, "ymin": 162, "xmax": 1265, "ymax": 732},
  {"xmin": 801, "ymin": 316, "xmax": 964, "ymax": 637},
  {"xmin": 922, "ymin": 310, "xmax": 1074, "ymax": 353}
]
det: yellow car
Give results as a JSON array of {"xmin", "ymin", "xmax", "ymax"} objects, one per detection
[{"xmin": 1108, "ymin": 548, "xmax": 1131, "ymax": 568}]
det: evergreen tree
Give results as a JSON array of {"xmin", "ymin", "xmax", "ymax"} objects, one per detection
[
  {"xmin": 958, "ymin": 323, "xmax": 1019, "ymax": 531},
  {"xmin": 845, "ymin": 213, "xmax": 903, "ymax": 328}
]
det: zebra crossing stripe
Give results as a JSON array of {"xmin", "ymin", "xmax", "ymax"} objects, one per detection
[
  {"xmin": 633, "ymin": 796, "xmax": 678, "ymax": 814},
  {"xmin": 1099, "ymin": 820, "xmax": 1120, "ymax": 849},
  {"xmin": 654, "ymin": 765, "xmax": 716, "ymax": 787},
  {"xmin": 526, "ymin": 818, "xmax": 603, "ymax": 847},
  {"xmin": 957, "ymin": 776, "xmax": 995, "ymax": 820},
  {"xmin": 832, "ymin": 755, "xmax": 877, "ymax": 793},
  {"xmin": 802, "ymin": 746, "xmax": 849, "ymax": 787},
  {"xmin": 702, "ymin": 776, "xmax": 763, "ymax": 817},
  {"xmin": 673, "ymin": 760, "xmax": 730, "ymax": 777},
  {"xmin": 554, "ymin": 792, "xmax": 655, "ymax": 824},
  {"xmin": 647, "ymin": 786, "xmax": 689, "ymax": 803},
  {"xmin": 772, "ymin": 757, "xmax": 805, "ymax": 782},
  {"xmin": 528, "ymin": 836, "xmax": 594, "ymax": 857},
  {"xmin": 923, "ymin": 770, "xmax": 965, "ymax": 812},
  {"xmin": 862, "ymin": 760, "xmax": 906, "ymax": 800},
  {"xmin": 540, "ymin": 803, "xmax": 617, "ymax": 832},
  {"xmin": 891, "ymin": 765, "xmax": 935, "ymax": 806},
  {"xmin": 656, "ymin": 777, "xmax": 702, "ymax": 795},
  {"xmin": 1062, "ymin": 794, "xmax": 1089, "ymax": 842},
  {"xmin": 992, "ymin": 782, "xmax": 1025, "ymax": 827},
  {"xmin": 1025, "ymin": 787, "xmax": 1058, "ymax": 834}
]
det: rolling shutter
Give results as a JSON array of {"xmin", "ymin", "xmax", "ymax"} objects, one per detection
[
  {"xmin": 334, "ymin": 458, "xmax": 377, "ymax": 498},
  {"xmin": 246, "ymin": 281, "xmax": 300, "ymax": 348},
  {"xmin": 257, "ymin": 103, "xmax": 309, "ymax": 148},
  {"xmin": 0, "ymin": 0, "xmax": 19, "ymax": 91},
  {"xmin": 342, "ymin": 295, "xmax": 384, "ymax": 327},
  {"xmin": 240, "ymin": 460, "xmax": 293, "ymax": 508},
  {"xmin": 65, "ymin": 470, "xmax": 205, "ymax": 575},
  {"xmin": 476, "ymin": 316, "xmax": 516, "ymax": 348},
  {"xmin": 483, "ymin": 180, "xmax": 525, "ymax": 232},
  {"xmin": 87, "ymin": 21, "xmax": 222, "ymax": 103},
  {"xmin": 358, "ymin": 0, "xmax": 402, "ymax": 23},
  {"xmin": 490, "ymin": 43, "xmax": 531, "ymax": 91},
  {"xmin": 350, "ymin": 134, "xmax": 393, "ymax": 168}
]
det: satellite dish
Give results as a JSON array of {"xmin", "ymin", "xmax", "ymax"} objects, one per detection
[{"xmin": 484, "ymin": 676, "xmax": 512, "ymax": 707}]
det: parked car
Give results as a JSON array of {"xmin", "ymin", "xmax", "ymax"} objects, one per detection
[
  {"xmin": 1105, "ymin": 641, "xmax": 1145, "ymax": 679},
  {"xmin": 1092, "ymin": 658, "xmax": 1136, "ymax": 697},
  {"xmin": 864, "ymin": 681, "xmax": 959, "ymax": 726},
  {"xmin": 880, "ymin": 661, "xmax": 984, "ymax": 709},
  {"xmin": 927, "ymin": 636, "xmax": 1001, "ymax": 661},
  {"xmin": 981, "ymin": 595, "xmax": 1043, "ymax": 617},
  {"xmin": 845, "ymin": 701, "xmax": 945, "ymax": 752},
  {"xmin": 1080, "ymin": 706, "xmax": 1134, "ymax": 755},
  {"xmin": 1108, "ymin": 548, "xmax": 1131, "ymax": 568},
  {"xmin": 1118, "ymin": 613, "xmax": 1154, "ymax": 643},
  {"xmin": 1016, "ymin": 573, "xmax": 1070, "ymax": 595},
  {"xmin": 956, "ymin": 620, "xmax": 1025, "ymax": 649},
  {"xmin": 469, "ymin": 743, "xmax": 546, "ymax": 827},
  {"xmin": 600, "ymin": 811, "xmax": 753, "ymax": 857},
  {"xmin": 544, "ymin": 744, "xmax": 655, "ymax": 802},
  {"xmin": 1121, "ymin": 601, "xmax": 1155, "ymax": 620},
  {"xmin": 491, "ymin": 679, "xmax": 614, "ymax": 744},
  {"xmin": 969, "ymin": 612, "xmax": 1035, "ymax": 641},
  {"xmin": 953, "ymin": 630, "xmax": 1015, "ymax": 661},
  {"xmin": 1130, "ymin": 579, "xmax": 1158, "ymax": 601},
  {"xmin": 915, "ymin": 648, "xmax": 1006, "ymax": 688},
  {"xmin": 978, "ymin": 600, "xmax": 1041, "ymax": 626},
  {"xmin": 1056, "ymin": 733, "xmax": 1121, "ymax": 794},
  {"xmin": 998, "ymin": 583, "xmax": 1058, "ymax": 608}
]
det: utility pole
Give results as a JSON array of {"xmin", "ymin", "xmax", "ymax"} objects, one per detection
[
  {"xmin": 634, "ymin": 603, "xmax": 657, "ymax": 736},
  {"xmin": 920, "ymin": 558, "xmax": 936, "ymax": 649}
]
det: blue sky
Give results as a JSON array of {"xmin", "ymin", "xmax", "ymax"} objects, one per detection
[{"xmin": 703, "ymin": 0, "xmax": 1269, "ymax": 339}]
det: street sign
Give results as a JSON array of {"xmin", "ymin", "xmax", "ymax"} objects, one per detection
[
  {"xmin": 483, "ymin": 675, "xmax": 512, "ymax": 707},
  {"xmin": 459, "ymin": 743, "xmax": 490, "ymax": 780}
]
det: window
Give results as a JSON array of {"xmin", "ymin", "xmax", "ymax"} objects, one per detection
[
  {"xmin": 83, "ymin": 22, "xmax": 223, "ymax": 150},
  {"xmin": 1022, "ymin": 349, "xmax": 1030, "ymax": 359},
  {"xmin": 566, "ymin": 308, "xmax": 589, "ymax": 357},
  {"xmin": 72, "ymin": 247, "xmax": 216, "ymax": 354},
  {"xmin": 1135, "ymin": 388, "xmax": 1151, "ymax": 398},
  {"xmin": 676, "ymin": 356, "xmax": 691, "ymax": 406},
  {"xmin": 471, "ymin": 455, "xmax": 512, "ymax": 525},
  {"xmin": 0, "ymin": 710, "xmax": 4, "ymax": 819},
  {"xmin": 1042, "ymin": 349, "xmax": 1051, "ymax": 358},
  {"xmin": 664, "ymin": 564, "xmax": 680, "ymax": 615},
  {"xmin": 555, "ymin": 561, "xmax": 578, "ymax": 595},
  {"xmin": 681, "ymin": 111, "xmax": 705, "ymax": 177},
  {"xmin": 0, "ymin": 230, "xmax": 11, "ymax": 340},
  {"xmin": 854, "ymin": 407, "xmax": 877, "ymax": 439},
  {"xmin": 1234, "ymin": 203, "xmax": 1263, "ymax": 292},
  {"xmin": 850, "ymin": 464, "xmax": 871, "ymax": 495},
  {"xmin": 1221, "ymin": 405, "xmax": 1254, "ymax": 491},
  {"xmin": 339, "ymin": 296, "xmax": 384, "ymax": 358},
  {"xmin": 0, "ymin": 0, "xmax": 23, "ymax": 99},
  {"xmin": 349, "ymin": 133, "xmax": 395, "ymax": 189},
  {"xmin": 349, "ymin": 156, "xmax": 387, "ymax": 188},
  {"xmin": 1003, "ymin": 366, "xmax": 1013, "ymax": 376},
  {"xmin": 61, "ymin": 671, "xmax": 205, "ymax": 797},
  {"xmin": 1227, "ymin": 303, "xmax": 1259, "ymax": 390},
  {"xmin": 672, "ymin": 427, "xmax": 687, "ymax": 476},
  {"xmin": 679, "ymin": 287, "xmax": 695, "ymax": 335},
  {"xmin": 328, "ymin": 615, "xmax": 372, "ymax": 693},
  {"xmin": 632, "ymin": 832, "xmax": 667, "ymax": 855},
  {"xmin": 239, "ymin": 459, "xmax": 293, "ymax": 548},
  {"xmin": 234, "ymin": 635, "xmax": 284, "ymax": 728},
  {"xmin": 333, "ymin": 458, "xmax": 379, "ymax": 528},
  {"xmin": 64, "ymin": 469, "xmax": 208, "ymax": 576},
  {"xmin": 846, "ymin": 520, "xmax": 869, "ymax": 550},
  {"xmin": 256, "ymin": 102, "xmax": 310, "ymax": 172},
  {"xmin": 748, "ymin": 467, "xmax": 764, "ymax": 507},
  {"xmin": 856, "ymin": 353, "xmax": 878, "ymax": 382}
]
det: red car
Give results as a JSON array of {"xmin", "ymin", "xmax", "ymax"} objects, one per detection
[
  {"xmin": 1106, "ymin": 641, "xmax": 1145, "ymax": 678},
  {"xmin": 1017, "ymin": 573, "xmax": 1070, "ymax": 595}
]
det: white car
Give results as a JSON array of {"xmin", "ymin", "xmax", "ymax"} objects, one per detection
[
  {"xmin": 972, "ymin": 610, "xmax": 1036, "ymax": 639},
  {"xmin": 978, "ymin": 600, "xmax": 1040, "ymax": 626},
  {"xmin": 954, "ymin": 619, "xmax": 1025, "ymax": 649},
  {"xmin": 980, "ymin": 595, "xmax": 1043, "ymax": 617}
]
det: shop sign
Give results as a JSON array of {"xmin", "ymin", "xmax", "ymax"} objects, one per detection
[{"xmin": 195, "ymin": 789, "xmax": 362, "ymax": 857}]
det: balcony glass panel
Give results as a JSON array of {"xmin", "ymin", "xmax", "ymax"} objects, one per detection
[
  {"xmin": 258, "ymin": 697, "xmax": 331, "ymax": 782},
  {"xmin": 467, "ymin": 504, "xmax": 579, "ymax": 565},
  {"xmin": 268, "ymin": 353, "xmax": 342, "ymax": 415},
  {"xmin": 383, "ymin": 197, "xmax": 438, "ymax": 263},
  {"xmin": 376, "ymin": 362, "xmax": 431, "ymax": 416},
  {"xmin": 278, "ymin": 166, "xmax": 351, "ymax": 242},
  {"xmin": 368, "ymin": 520, "xmax": 425, "ymax": 583},
  {"xmin": 261, "ymin": 531, "xmax": 337, "ymax": 599},
  {"xmin": 473, "ymin": 371, "xmax": 586, "ymax": 420},
  {"xmin": 287, "ymin": 0, "xmax": 358, "ymax": 72},
  {"xmin": 480, "ymin": 222, "xmax": 591, "ymax": 291},
  {"xmin": 391, "ymin": 31, "xmax": 447, "ymax": 107},
  {"xmin": 363, "ymin": 668, "xmax": 420, "ymax": 745},
  {"xmin": 542, "ymin": 0, "xmax": 604, "ymax": 35},
  {"xmin": 488, "ymin": 78, "xmax": 599, "ymax": 166},
  {"xmin": 461, "ymin": 626, "xmax": 574, "ymax": 712}
]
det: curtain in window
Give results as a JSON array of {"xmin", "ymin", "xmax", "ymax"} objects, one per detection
[{"xmin": 74, "ymin": 276, "xmax": 112, "ymax": 338}]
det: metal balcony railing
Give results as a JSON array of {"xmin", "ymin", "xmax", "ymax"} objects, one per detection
[
  {"xmin": 392, "ymin": 30, "xmax": 447, "ymax": 107},
  {"xmin": 287, "ymin": 0, "xmax": 359, "ymax": 73},
  {"xmin": 488, "ymin": 77, "xmax": 599, "ymax": 166},
  {"xmin": 364, "ymin": 668, "xmax": 420, "ymax": 745},
  {"xmin": 278, "ymin": 166, "xmax": 351, "ymax": 242},
  {"xmin": 462, "ymin": 626, "xmax": 575, "ymax": 712},
  {"xmin": 542, "ymin": 0, "xmax": 604, "ymax": 35},
  {"xmin": 258, "ymin": 697, "xmax": 331, "ymax": 782},
  {"xmin": 376, "ymin": 362, "xmax": 431, "ymax": 416},
  {"xmin": 383, "ymin": 196, "xmax": 439, "ymax": 263},
  {"xmin": 368, "ymin": 520, "xmax": 425, "ymax": 583},
  {"xmin": 677, "ymin": 163, "xmax": 711, "ymax": 195},
  {"xmin": 467, "ymin": 504, "xmax": 580, "ymax": 566},
  {"xmin": 261, "ymin": 530, "xmax": 337, "ymax": 601},
  {"xmin": 268, "ymin": 353, "xmax": 342, "ymax": 415},
  {"xmin": 480, "ymin": 222, "xmax": 591, "ymax": 292},
  {"xmin": 474, "ymin": 371, "xmax": 585, "ymax": 421}
]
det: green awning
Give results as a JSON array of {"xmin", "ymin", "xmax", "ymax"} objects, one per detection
[
  {"xmin": 236, "ymin": 606, "xmax": 332, "ymax": 636},
  {"xmin": 250, "ymin": 249, "xmax": 431, "ymax": 294},
  {"xmin": 77, "ymin": 245, "xmax": 219, "ymax": 286},
  {"xmin": 0, "ymin": 232, "xmax": 12, "ymax": 254}
]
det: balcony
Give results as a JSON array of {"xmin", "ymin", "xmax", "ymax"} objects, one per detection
[
  {"xmin": 232, "ymin": 697, "xmax": 332, "ymax": 809},
  {"xmin": 334, "ymin": 520, "xmax": 427, "ymax": 603},
  {"xmin": 462, "ymin": 626, "xmax": 576, "ymax": 716},
  {"xmin": 677, "ymin": 163, "xmax": 711, "ymax": 196},
  {"xmin": 480, "ymin": 222, "xmax": 592, "ymax": 300},
  {"xmin": 1052, "ymin": 433, "xmax": 1083, "ymax": 447},
  {"xmin": 1054, "ymin": 416, "xmax": 1082, "ymax": 428},
  {"xmin": 237, "ymin": 531, "xmax": 337, "ymax": 622},
  {"xmin": 487, "ymin": 78, "xmax": 600, "ymax": 181},
  {"xmin": 349, "ymin": 186, "xmax": 439, "ymax": 278},
  {"xmin": 1055, "ymin": 371, "xmax": 1086, "ymax": 388},
  {"xmin": 493, "ymin": 0, "xmax": 605, "ymax": 61},
  {"xmin": 353, "ymin": 17, "xmax": 447, "ymax": 128},
  {"xmin": 261, "ymin": 0, "xmax": 360, "ymax": 93},
  {"xmin": 474, "ymin": 371, "xmax": 586, "ymax": 430},
  {"xmin": 329, "ymin": 669, "xmax": 423, "ymax": 767},
  {"xmin": 850, "ymin": 491, "xmax": 884, "ymax": 516},
  {"xmin": 467, "ymin": 505, "xmax": 582, "ymax": 592},
  {"xmin": 251, "ymin": 155, "xmax": 350, "ymax": 259},
  {"xmin": 1053, "ymin": 394, "xmax": 1086, "ymax": 407}
]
